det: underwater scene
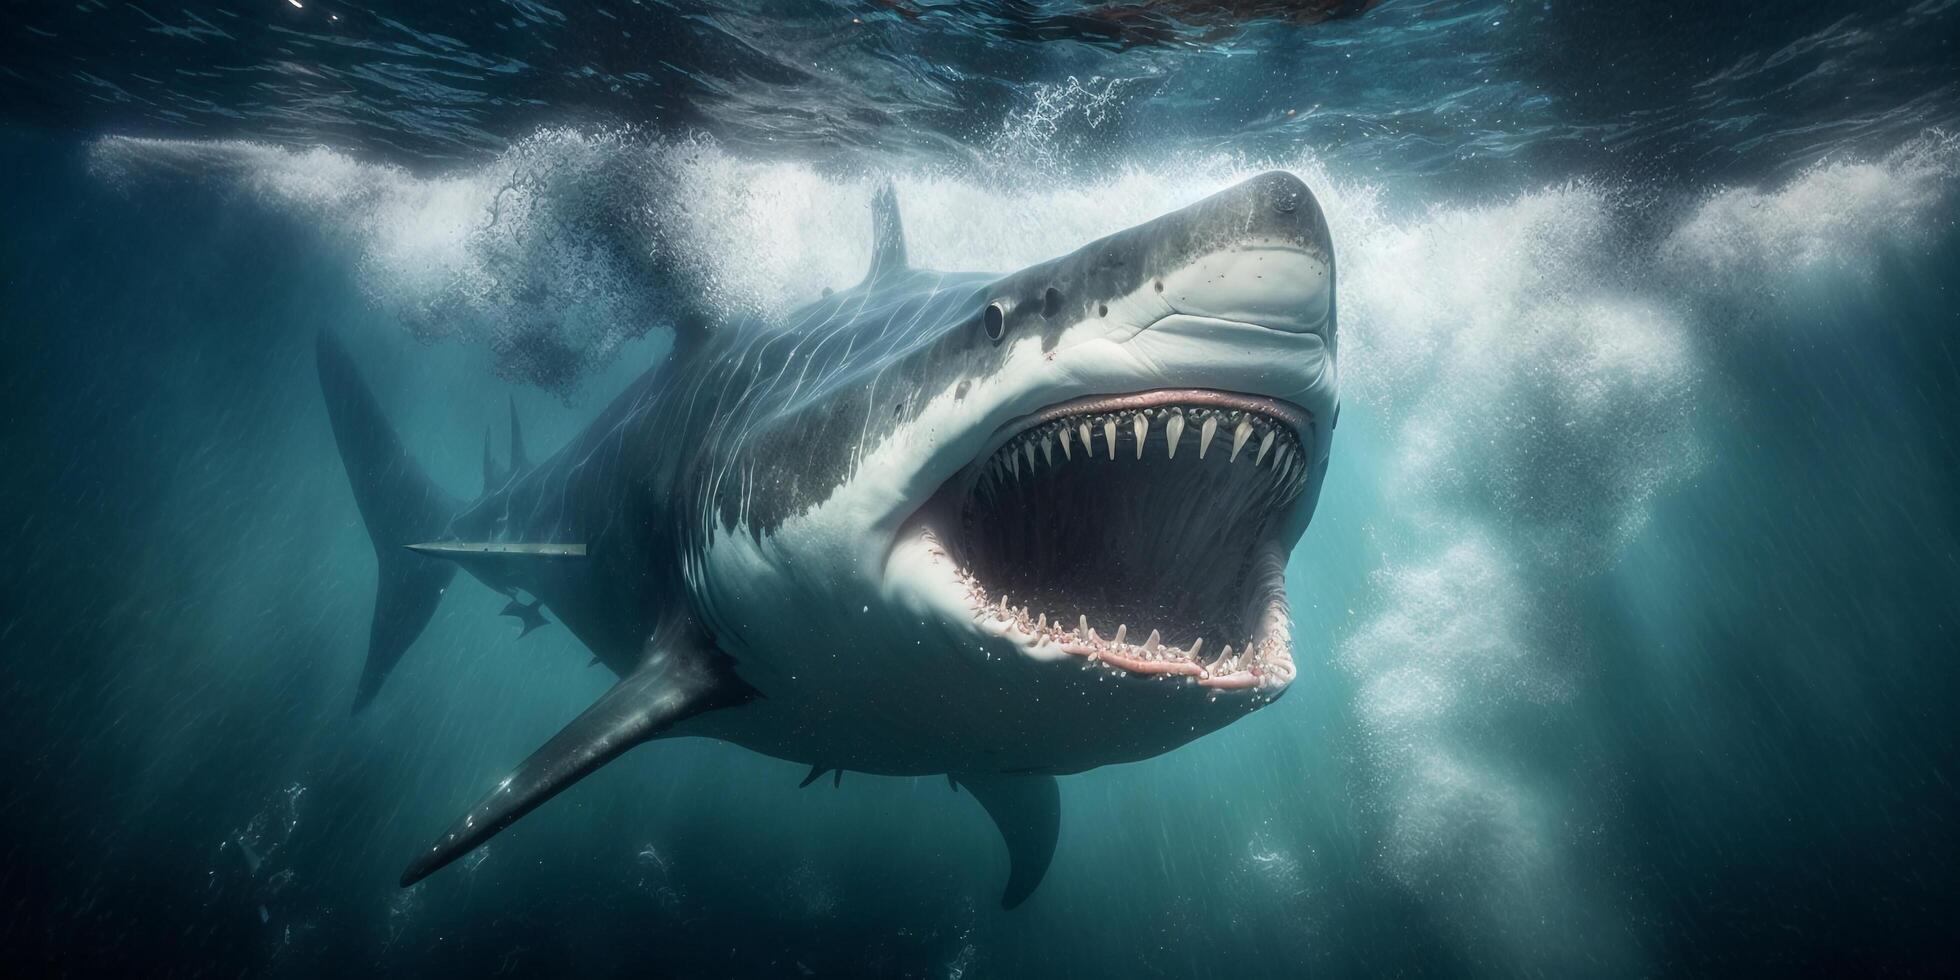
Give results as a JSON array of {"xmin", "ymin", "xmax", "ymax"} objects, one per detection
[{"xmin": 3, "ymin": 1, "xmax": 1958, "ymax": 976}]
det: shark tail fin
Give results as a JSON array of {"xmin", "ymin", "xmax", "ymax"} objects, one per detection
[
  {"xmin": 954, "ymin": 772, "xmax": 1060, "ymax": 910},
  {"xmin": 316, "ymin": 333, "xmax": 462, "ymax": 714}
]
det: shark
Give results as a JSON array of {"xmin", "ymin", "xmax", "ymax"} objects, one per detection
[{"xmin": 318, "ymin": 170, "xmax": 1339, "ymax": 909}]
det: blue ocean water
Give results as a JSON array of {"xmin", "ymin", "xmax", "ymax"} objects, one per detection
[{"xmin": 2, "ymin": 2, "xmax": 1958, "ymax": 976}]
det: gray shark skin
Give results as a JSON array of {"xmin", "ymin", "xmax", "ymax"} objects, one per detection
[{"xmin": 317, "ymin": 171, "xmax": 1339, "ymax": 909}]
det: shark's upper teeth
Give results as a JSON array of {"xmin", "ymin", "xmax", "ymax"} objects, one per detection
[
  {"xmin": 978, "ymin": 403, "xmax": 1312, "ymax": 504},
  {"xmin": 1230, "ymin": 418, "xmax": 1253, "ymax": 462}
]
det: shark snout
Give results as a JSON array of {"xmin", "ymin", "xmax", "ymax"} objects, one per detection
[
  {"xmin": 1140, "ymin": 170, "xmax": 1336, "ymax": 340},
  {"xmin": 1158, "ymin": 245, "xmax": 1332, "ymax": 338}
]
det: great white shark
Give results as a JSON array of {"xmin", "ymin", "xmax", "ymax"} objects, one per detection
[{"xmin": 319, "ymin": 170, "xmax": 1339, "ymax": 908}]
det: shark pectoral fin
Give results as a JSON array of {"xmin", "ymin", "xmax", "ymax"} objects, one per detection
[
  {"xmin": 797, "ymin": 765, "xmax": 828, "ymax": 789},
  {"xmin": 953, "ymin": 773, "xmax": 1060, "ymax": 910},
  {"xmin": 406, "ymin": 541, "xmax": 587, "ymax": 559},
  {"xmin": 399, "ymin": 634, "xmax": 751, "ymax": 887}
]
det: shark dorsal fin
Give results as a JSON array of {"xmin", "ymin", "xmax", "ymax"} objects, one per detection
[
  {"xmin": 862, "ymin": 180, "xmax": 907, "ymax": 285},
  {"xmin": 483, "ymin": 426, "xmax": 502, "ymax": 494},
  {"xmin": 508, "ymin": 396, "xmax": 529, "ymax": 472}
]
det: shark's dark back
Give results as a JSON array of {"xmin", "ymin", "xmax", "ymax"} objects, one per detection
[{"xmin": 432, "ymin": 266, "xmax": 993, "ymax": 668}]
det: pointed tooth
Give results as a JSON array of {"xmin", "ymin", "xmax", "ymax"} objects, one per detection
[
  {"xmin": 1079, "ymin": 422, "xmax": 1093, "ymax": 456},
  {"xmin": 1230, "ymin": 418, "xmax": 1253, "ymax": 461},
  {"xmin": 1187, "ymin": 638, "xmax": 1204, "ymax": 662},
  {"xmin": 1078, "ymin": 614, "xmax": 1090, "ymax": 636},
  {"xmin": 1059, "ymin": 427, "xmax": 1073, "ymax": 459},
  {"xmin": 1165, "ymin": 413, "xmax": 1184, "ymax": 459},
  {"xmin": 1042, "ymin": 436, "xmax": 1054, "ymax": 466},
  {"xmin": 1132, "ymin": 413, "xmax": 1148, "ymax": 459},
  {"xmin": 1199, "ymin": 416, "xmax": 1218, "ymax": 459},
  {"xmin": 1009, "ymin": 450, "xmax": 1020, "ymax": 479},
  {"xmin": 1255, "ymin": 430, "xmax": 1275, "ymax": 466},
  {"xmin": 1037, "ymin": 613, "xmax": 1047, "ymax": 630},
  {"xmin": 1211, "ymin": 644, "xmax": 1234, "ymax": 671},
  {"xmin": 1143, "ymin": 630, "xmax": 1161, "ymax": 654},
  {"xmin": 1114, "ymin": 624, "xmax": 1127, "ymax": 645},
  {"xmin": 1025, "ymin": 441, "xmax": 1038, "ymax": 472},
  {"xmin": 1276, "ymin": 443, "xmax": 1291, "ymax": 470},
  {"xmin": 1104, "ymin": 419, "xmax": 1117, "ymax": 460}
]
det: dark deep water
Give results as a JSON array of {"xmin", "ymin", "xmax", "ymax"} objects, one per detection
[{"xmin": 4, "ymin": 2, "xmax": 1960, "ymax": 977}]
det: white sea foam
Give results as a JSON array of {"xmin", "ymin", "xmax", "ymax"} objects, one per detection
[
  {"xmin": 1662, "ymin": 129, "xmax": 1959, "ymax": 297},
  {"xmin": 93, "ymin": 130, "xmax": 852, "ymax": 392},
  {"xmin": 1336, "ymin": 181, "xmax": 1694, "ymax": 969}
]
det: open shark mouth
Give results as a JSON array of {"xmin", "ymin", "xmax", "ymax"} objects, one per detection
[{"xmin": 915, "ymin": 390, "xmax": 1310, "ymax": 692}]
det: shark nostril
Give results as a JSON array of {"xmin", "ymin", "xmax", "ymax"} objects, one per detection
[
  {"xmin": 984, "ymin": 302, "xmax": 1007, "ymax": 342},
  {"xmin": 1154, "ymin": 280, "xmax": 1163, "ymax": 294},
  {"xmin": 1042, "ymin": 287, "xmax": 1062, "ymax": 319},
  {"xmin": 1097, "ymin": 302, "xmax": 1109, "ymax": 317}
]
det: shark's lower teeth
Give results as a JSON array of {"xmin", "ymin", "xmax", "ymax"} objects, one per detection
[
  {"xmin": 952, "ymin": 569, "xmax": 1294, "ymax": 689},
  {"xmin": 981, "ymin": 405, "xmax": 1309, "ymax": 502}
]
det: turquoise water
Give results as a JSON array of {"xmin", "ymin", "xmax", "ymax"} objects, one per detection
[{"xmin": 3, "ymin": 2, "xmax": 1959, "ymax": 976}]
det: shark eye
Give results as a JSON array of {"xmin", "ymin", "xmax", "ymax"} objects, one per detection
[
  {"xmin": 984, "ymin": 301, "xmax": 1007, "ymax": 343},
  {"xmin": 1042, "ymin": 287, "xmax": 1063, "ymax": 319}
]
